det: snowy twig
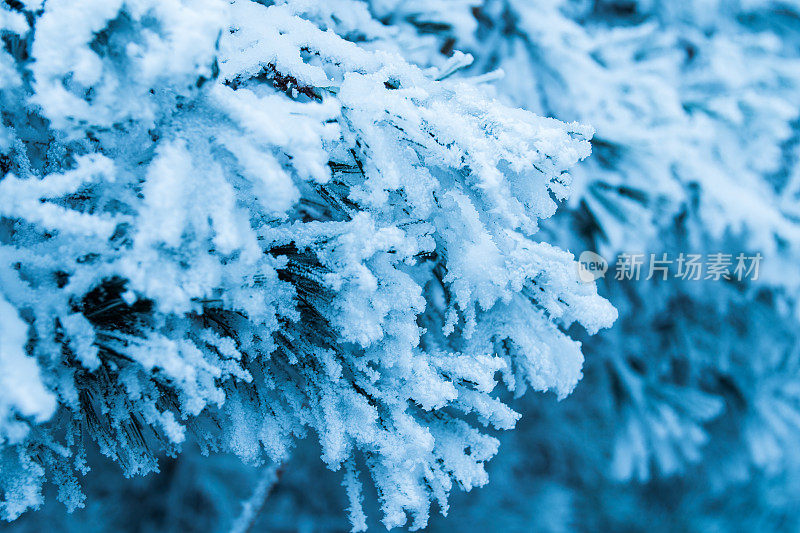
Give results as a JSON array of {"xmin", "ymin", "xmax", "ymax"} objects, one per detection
[{"xmin": 229, "ymin": 463, "xmax": 282, "ymax": 533}]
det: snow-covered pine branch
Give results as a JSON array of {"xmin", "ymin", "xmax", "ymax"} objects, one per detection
[{"xmin": 0, "ymin": 0, "xmax": 614, "ymax": 528}]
